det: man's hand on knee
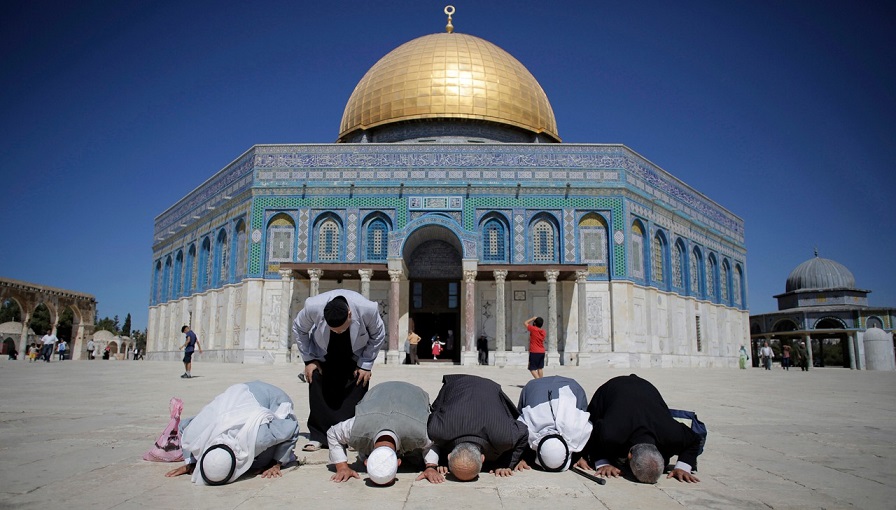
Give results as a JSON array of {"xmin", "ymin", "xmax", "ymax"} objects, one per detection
[{"xmin": 305, "ymin": 361, "xmax": 322, "ymax": 383}]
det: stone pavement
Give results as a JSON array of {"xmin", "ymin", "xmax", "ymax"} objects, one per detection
[{"xmin": 1, "ymin": 358, "xmax": 894, "ymax": 510}]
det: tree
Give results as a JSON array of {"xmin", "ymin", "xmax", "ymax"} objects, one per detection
[
  {"xmin": 132, "ymin": 329, "xmax": 147, "ymax": 351},
  {"xmin": 122, "ymin": 314, "xmax": 131, "ymax": 337},
  {"xmin": 57, "ymin": 309, "xmax": 74, "ymax": 342},
  {"xmin": 0, "ymin": 299, "xmax": 22, "ymax": 323},
  {"xmin": 29, "ymin": 304, "xmax": 51, "ymax": 335},
  {"xmin": 94, "ymin": 316, "xmax": 120, "ymax": 334}
]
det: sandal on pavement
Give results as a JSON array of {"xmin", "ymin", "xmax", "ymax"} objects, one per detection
[{"xmin": 302, "ymin": 441, "xmax": 322, "ymax": 452}]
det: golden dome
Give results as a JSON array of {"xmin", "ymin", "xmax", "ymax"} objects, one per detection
[{"xmin": 338, "ymin": 32, "xmax": 560, "ymax": 142}]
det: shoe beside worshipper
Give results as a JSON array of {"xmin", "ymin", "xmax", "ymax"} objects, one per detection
[
  {"xmin": 327, "ymin": 381, "xmax": 444, "ymax": 485},
  {"xmin": 164, "ymin": 381, "xmax": 300, "ymax": 485},
  {"xmin": 576, "ymin": 374, "xmax": 702, "ymax": 483},
  {"xmin": 516, "ymin": 375, "xmax": 592, "ymax": 472},
  {"xmin": 427, "ymin": 375, "xmax": 529, "ymax": 480}
]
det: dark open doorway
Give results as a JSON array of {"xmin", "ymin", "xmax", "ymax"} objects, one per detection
[
  {"xmin": 411, "ymin": 312, "xmax": 460, "ymax": 362},
  {"xmin": 409, "ymin": 279, "xmax": 460, "ymax": 363}
]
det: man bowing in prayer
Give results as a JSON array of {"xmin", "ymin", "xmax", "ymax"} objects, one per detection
[
  {"xmin": 164, "ymin": 381, "xmax": 300, "ymax": 485},
  {"xmin": 293, "ymin": 289, "xmax": 386, "ymax": 451},
  {"xmin": 577, "ymin": 374, "xmax": 702, "ymax": 483},
  {"xmin": 427, "ymin": 374, "xmax": 529, "ymax": 481},
  {"xmin": 517, "ymin": 375, "xmax": 592, "ymax": 472},
  {"xmin": 326, "ymin": 381, "xmax": 444, "ymax": 485}
]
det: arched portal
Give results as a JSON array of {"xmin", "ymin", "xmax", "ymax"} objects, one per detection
[
  {"xmin": 812, "ymin": 317, "xmax": 849, "ymax": 368},
  {"xmin": 403, "ymin": 224, "xmax": 463, "ymax": 363}
]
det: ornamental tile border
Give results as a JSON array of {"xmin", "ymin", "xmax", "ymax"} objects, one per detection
[{"xmin": 156, "ymin": 144, "xmax": 743, "ymax": 246}]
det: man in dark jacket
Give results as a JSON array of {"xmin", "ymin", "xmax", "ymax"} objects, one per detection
[
  {"xmin": 578, "ymin": 374, "xmax": 702, "ymax": 483},
  {"xmin": 427, "ymin": 374, "xmax": 529, "ymax": 480}
]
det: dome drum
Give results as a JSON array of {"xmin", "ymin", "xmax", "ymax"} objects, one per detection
[{"xmin": 342, "ymin": 118, "xmax": 546, "ymax": 144}]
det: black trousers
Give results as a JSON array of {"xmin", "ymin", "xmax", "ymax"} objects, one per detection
[
  {"xmin": 306, "ymin": 364, "xmax": 367, "ymax": 444},
  {"xmin": 306, "ymin": 328, "xmax": 368, "ymax": 444}
]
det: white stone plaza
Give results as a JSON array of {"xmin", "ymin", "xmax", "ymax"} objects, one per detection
[{"xmin": 1, "ymin": 359, "xmax": 894, "ymax": 509}]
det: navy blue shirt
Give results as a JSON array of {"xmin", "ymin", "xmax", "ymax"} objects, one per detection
[{"xmin": 184, "ymin": 331, "xmax": 198, "ymax": 352}]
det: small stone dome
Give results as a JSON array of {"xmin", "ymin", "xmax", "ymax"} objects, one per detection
[
  {"xmin": 864, "ymin": 327, "xmax": 888, "ymax": 341},
  {"xmin": 785, "ymin": 254, "xmax": 856, "ymax": 292},
  {"xmin": 0, "ymin": 321, "xmax": 33, "ymax": 336}
]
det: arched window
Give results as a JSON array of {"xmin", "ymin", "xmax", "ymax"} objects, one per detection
[
  {"xmin": 199, "ymin": 237, "xmax": 211, "ymax": 290},
  {"xmin": 672, "ymin": 240, "xmax": 685, "ymax": 288},
  {"xmin": 579, "ymin": 213, "xmax": 607, "ymax": 265},
  {"xmin": 366, "ymin": 218, "xmax": 388, "ymax": 261},
  {"xmin": 174, "ymin": 251, "xmax": 184, "ymax": 298},
  {"xmin": 153, "ymin": 260, "xmax": 162, "ymax": 304},
  {"xmin": 234, "ymin": 220, "xmax": 248, "ymax": 280},
  {"xmin": 721, "ymin": 260, "xmax": 730, "ymax": 304},
  {"xmin": 162, "ymin": 256, "xmax": 172, "ymax": 302},
  {"xmin": 267, "ymin": 214, "xmax": 295, "ymax": 263},
  {"xmin": 690, "ymin": 247, "xmax": 703, "ymax": 297},
  {"xmin": 531, "ymin": 217, "xmax": 557, "ymax": 262},
  {"xmin": 733, "ymin": 265, "xmax": 743, "ymax": 306},
  {"xmin": 214, "ymin": 229, "xmax": 228, "ymax": 287},
  {"xmin": 317, "ymin": 218, "xmax": 341, "ymax": 261},
  {"xmin": 707, "ymin": 255, "xmax": 716, "ymax": 299},
  {"xmin": 186, "ymin": 244, "xmax": 196, "ymax": 294},
  {"xmin": 652, "ymin": 233, "xmax": 666, "ymax": 284},
  {"xmin": 630, "ymin": 221, "xmax": 645, "ymax": 279},
  {"xmin": 482, "ymin": 217, "xmax": 507, "ymax": 262}
]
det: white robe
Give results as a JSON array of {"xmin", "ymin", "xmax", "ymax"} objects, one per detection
[
  {"xmin": 518, "ymin": 385, "xmax": 593, "ymax": 457},
  {"xmin": 181, "ymin": 383, "xmax": 292, "ymax": 485}
]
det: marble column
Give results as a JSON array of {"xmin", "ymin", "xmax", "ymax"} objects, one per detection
[
  {"xmin": 308, "ymin": 269, "xmax": 323, "ymax": 297},
  {"xmin": 847, "ymin": 332, "xmax": 856, "ymax": 370},
  {"xmin": 19, "ymin": 311, "xmax": 31, "ymax": 359},
  {"xmin": 72, "ymin": 322, "xmax": 85, "ymax": 360},
  {"xmin": 573, "ymin": 270, "xmax": 589, "ymax": 366},
  {"xmin": 545, "ymin": 269, "xmax": 560, "ymax": 366},
  {"xmin": 493, "ymin": 270, "xmax": 507, "ymax": 366},
  {"xmin": 279, "ymin": 269, "xmax": 294, "ymax": 363},
  {"xmin": 804, "ymin": 334, "xmax": 813, "ymax": 369},
  {"xmin": 358, "ymin": 269, "xmax": 373, "ymax": 299},
  {"xmin": 462, "ymin": 270, "xmax": 477, "ymax": 365},
  {"xmin": 387, "ymin": 269, "xmax": 403, "ymax": 364}
]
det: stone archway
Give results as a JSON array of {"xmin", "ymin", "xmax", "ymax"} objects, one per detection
[
  {"xmin": 403, "ymin": 225, "xmax": 464, "ymax": 363},
  {"xmin": 813, "ymin": 318, "xmax": 850, "ymax": 368},
  {"xmin": 0, "ymin": 278, "xmax": 96, "ymax": 360}
]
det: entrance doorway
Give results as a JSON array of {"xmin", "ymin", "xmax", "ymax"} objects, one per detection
[
  {"xmin": 411, "ymin": 312, "xmax": 460, "ymax": 362},
  {"xmin": 409, "ymin": 280, "xmax": 461, "ymax": 363}
]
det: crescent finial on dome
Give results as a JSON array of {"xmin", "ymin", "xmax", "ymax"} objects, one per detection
[{"xmin": 445, "ymin": 5, "xmax": 455, "ymax": 33}]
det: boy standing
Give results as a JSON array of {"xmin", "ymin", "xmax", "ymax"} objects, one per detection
[
  {"xmin": 524, "ymin": 316, "xmax": 545, "ymax": 379},
  {"xmin": 180, "ymin": 325, "xmax": 202, "ymax": 378}
]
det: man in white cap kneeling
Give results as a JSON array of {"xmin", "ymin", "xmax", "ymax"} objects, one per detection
[
  {"xmin": 327, "ymin": 381, "xmax": 444, "ymax": 485},
  {"xmin": 516, "ymin": 375, "xmax": 592, "ymax": 472},
  {"xmin": 165, "ymin": 381, "xmax": 300, "ymax": 485}
]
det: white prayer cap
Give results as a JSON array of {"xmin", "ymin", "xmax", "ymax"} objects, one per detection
[
  {"xmin": 537, "ymin": 436, "xmax": 570, "ymax": 472},
  {"xmin": 199, "ymin": 444, "xmax": 237, "ymax": 485},
  {"xmin": 366, "ymin": 446, "xmax": 398, "ymax": 485}
]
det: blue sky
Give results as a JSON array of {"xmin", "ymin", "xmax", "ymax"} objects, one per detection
[{"xmin": 2, "ymin": 0, "xmax": 894, "ymax": 331}]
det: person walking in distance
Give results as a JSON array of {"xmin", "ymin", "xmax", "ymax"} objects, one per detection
[
  {"xmin": 407, "ymin": 328, "xmax": 421, "ymax": 365},
  {"xmin": 760, "ymin": 341, "xmax": 773, "ymax": 370},
  {"xmin": 180, "ymin": 325, "xmax": 202, "ymax": 378}
]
